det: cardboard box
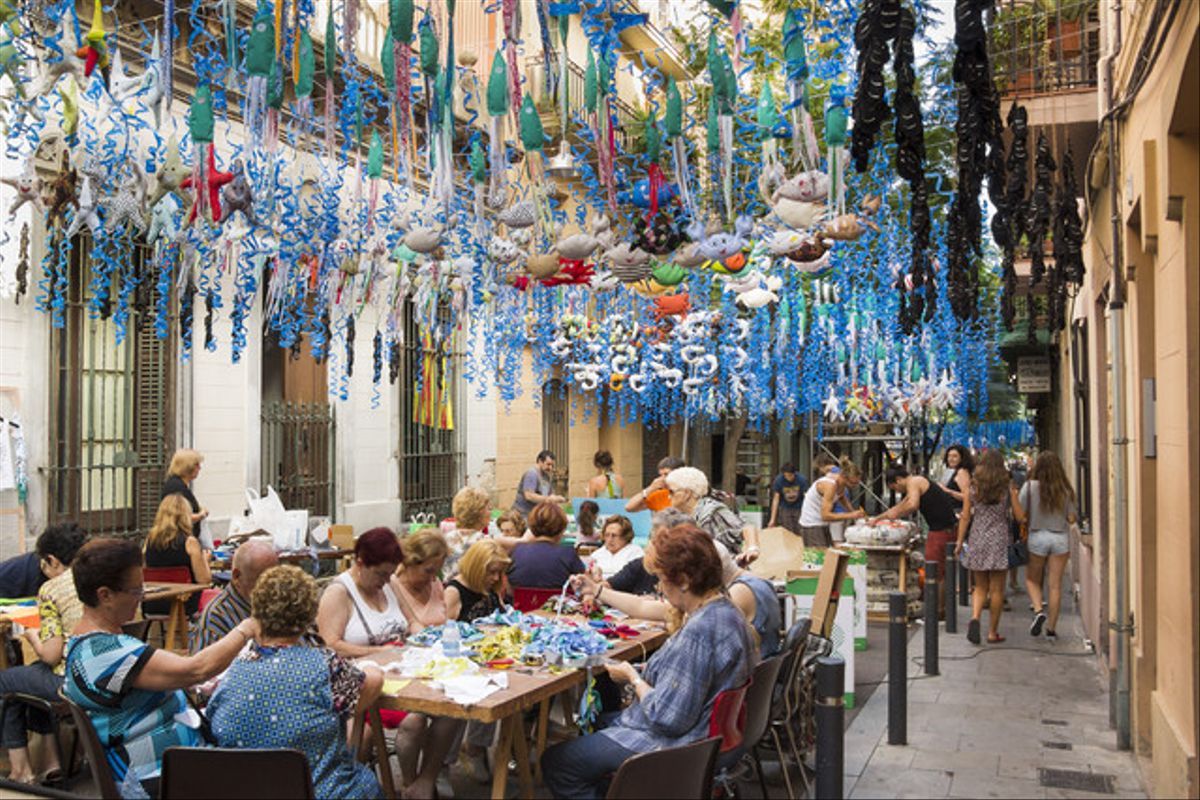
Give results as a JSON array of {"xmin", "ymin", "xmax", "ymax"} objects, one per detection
[
  {"xmin": 329, "ymin": 524, "xmax": 354, "ymax": 550},
  {"xmin": 801, "ymin": 547, "xmax": 868, "ymax": 651},
  {"xmin": 784, "ymin": 574, "xmax": 857, "ymax": 707}
]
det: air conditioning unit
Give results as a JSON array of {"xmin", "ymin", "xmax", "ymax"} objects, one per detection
[{"xmin": 1097, "ymin": 54, "xmax": 1111, "ymax": 120}]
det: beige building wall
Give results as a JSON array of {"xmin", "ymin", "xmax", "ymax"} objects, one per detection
[{"xmin": 1065, "ymin": 3, "xmax": 1199, "ymax": 795}]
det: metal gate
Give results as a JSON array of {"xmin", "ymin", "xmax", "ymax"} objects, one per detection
[
  {"xmin": 541, "ymin": 379, "xmax": 570, "ymax": 496},
  {"xmin": 260, "ymin": 401, "xmax": 335, "ymax": 516},
  {"xmin": 46, "ymin": 236, "xmax": 174, "ymax": 539}
]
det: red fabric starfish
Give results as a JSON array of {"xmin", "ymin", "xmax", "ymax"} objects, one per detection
[{"xmin": 180, "ymin": 144, "xmax": 234, "ymax": 224}]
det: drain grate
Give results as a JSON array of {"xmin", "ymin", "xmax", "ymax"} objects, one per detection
[
  {"xmin": 1042, "ymin": 741, "xmax": 1073, "ymax": 750},
  {"xmin": 1038, "ymin": 768, "xmax": 1115, "ymax": 794},
  {"xmin": 1041, "ymin": 718, "xmax": 1070, "ymax": 726}
]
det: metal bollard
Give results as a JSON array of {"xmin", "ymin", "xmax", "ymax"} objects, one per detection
[
  {"xmin": 815, "ymin": 656, "xmax": 846, "ymax": 799},
  {"xmin": 944, "ymin": 543, "xmax": 958, "ymax": 633},
  {"xmin": 958, "ymin": 560, "xmax": 970, "ymax": 606},
  {"xmin": 924, "ymin": 561, "xmax": 939, "ymax": 676},
  {"xmin": 887, "ymin": 591, "xmax": 907, "ymax": 745}
]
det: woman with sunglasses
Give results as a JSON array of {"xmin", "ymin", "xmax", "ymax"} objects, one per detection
[{"xmin": 63, "ymin": 538, "xmax": 261, "ymax": 798}]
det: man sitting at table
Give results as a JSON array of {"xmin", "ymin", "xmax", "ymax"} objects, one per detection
[{"xmin": 190, "ymin": 539, "xmax": 278, "ymax": 653}]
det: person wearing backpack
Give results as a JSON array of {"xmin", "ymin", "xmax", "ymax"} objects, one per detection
[{"xmin": 664, "ymin": 467, "xmax": 761, "ymax": 566}]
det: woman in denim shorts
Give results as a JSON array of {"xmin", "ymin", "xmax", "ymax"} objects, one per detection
[{"xmin": 1018, "ymin": 452, "xmax": 1078, "ymax": 642}]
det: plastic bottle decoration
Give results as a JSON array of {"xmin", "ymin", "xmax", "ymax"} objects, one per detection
[
  {"xmin": 756, "ymin": 83, "xmax": 783, "ymax": 202},
  {"xmin": 707, "ymin": 30, "xmax": 736, "ymax": 221},
  {"xmin": 389, "ymin": 0, "xmax": 414, "ymax": 186},
  {"xmin": 664, "ymin": 78, "xmax": 696, "ymax": 220},
  {"xmin": 295, "ymin": 27, "xmax": 314, "ymax": 128},
  {"xmin": 161, "ymin": 0, "xmax": 174, "ymax": 118},
  {"xmin": 243, "ymin": 4, "xmax": 274, "ymax": 151},
  {"xmin": 182, "ymin": 84, "xmax": 233, "ymax": 224},
  {"xmin": 550, "ymin": 4, "xmax": 572, "ymax": 136},
  {"xmin": 586, "ymin": 47, "xmax": 616, "ymax": 212},
  {"xmin": 323, "ymin": 0, "xmax": 337, "ymax": 157},
  {"xmin": 486, "ymin": 49, "xmax": 510, "ymax": 206},
  {"xmin": 264, "ymin": 56, "xmax": 284, "ymax": 152},
  {"xmin": 366, "ymin": 129, "xmax": 384, "ymax": 228},
  {"xmin": 782, "ymin": 9, "xmax": 819, "ymax": 174},
  {"xmin": 824, "ymin": 84, "xmax": 849, "ymax": 218}
]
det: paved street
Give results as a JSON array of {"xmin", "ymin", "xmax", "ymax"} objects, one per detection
[{"xmin": 843, "ymin": 590, "xmax": 1147, "ymax": 799}]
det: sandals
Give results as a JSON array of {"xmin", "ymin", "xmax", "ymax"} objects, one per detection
[
  {"xmin": 987, "ymin": 634, "xmax": 1006, "ymax": 644},
  {"xmin": 967, "ymin": 619, "xmax": 981, "ymax": 645}
]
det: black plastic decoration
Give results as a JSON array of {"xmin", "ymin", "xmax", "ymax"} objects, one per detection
[
  {"xmin": 345, "ymin": 315, "xmax": 356, "ymax": 377},
  {"xmin": 372, "ymin": 329, "xmax": 383, "ymax": 387},
  {"xmin": 1027, "ymin": 132, "xmax": 1056, "ymax": 286},
  {"xmin": 999, "ymin": 103, "xmax": 1029, "ymax": 331},
  {"xmin": 947, "ymin": 0, "xmax": 1004, "ymax": 321},
  {"xmin": 204, "ymin": 292, "xmax": 215, "ymax": 350},
  {"xmin": 892, "ymin": 6, "xmax": 931, "ymax": 333},
  {"xmin": 180, "ymin": 276, "xmax": 196, "ymax": 353},
  {"xmin": 388, "ymin": 339, "xmax": 401, "ymax": 384},
  {"xmin": 1054, "ymin": 146, "xmax": 1085, "ymax": 286},
  {"xmin": 851, "ymin": 0, "xmax": 901, "ymax": 173},
  {"xmin": 15, "ymin": 223, "xmax": 28, "ymax": 304}
]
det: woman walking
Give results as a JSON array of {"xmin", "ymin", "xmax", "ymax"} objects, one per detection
[
  {"xmin": 1020, "ymin": 452, "xmax": 1077, "ymax": 642},
  {"xmin": 954, "ymin": 450, "xmax": 1026, "ymax": 644}
]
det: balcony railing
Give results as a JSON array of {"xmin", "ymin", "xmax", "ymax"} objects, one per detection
[{"xmin": 989, "ymin": 0, "xmax": 1101, "ymax": 96}]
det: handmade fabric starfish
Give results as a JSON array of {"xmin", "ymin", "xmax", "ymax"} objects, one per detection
[
  {"xmin": 44, "ymin": 152, "xmax": 77, "ymax": 229},
  {"xmin": 180, "ymin": 144, "xmax": 233, "ymax": 224},
  {"xmin": 104, "ymin": 169, "xmax": 147, "ymax": 235},
  {"xmin": 65, "ymin": 172, "xmax": 101, "ymax": 237},
  {"xmin": 29, "ymin": 14, "xmax": 87, "ymax": 98},
  {"xmin": 149, "ymin": 136, "xmax": 190, "ymax": 207},
  {"xmin": 220, "ymin": 158, "xmax": 255, "ymax": 226},
  {"xmin": 0, "ymin": 156, "xmax": 43, "ymax": 218},
  {"xmin": 147, "ymin": 193, "xmax": 181, "ymax": 247}
]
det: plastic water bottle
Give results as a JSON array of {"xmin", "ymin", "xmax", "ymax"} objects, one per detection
[{"xmin": 441, "ymin": 625, "xmax": 461, "ymax": 657}]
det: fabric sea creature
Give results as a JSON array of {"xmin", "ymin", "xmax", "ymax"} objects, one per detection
[
  {"xmin": 181, "ymin": 144, "xmax": 234, "ymax": 225},
  {"xmin": 77, "ymin": 0, "xmax": 109, "ymax": 79},
  {"xmin": 221, "ymin": 159, "xmax": 256, "ymax": 226},
  {"xmin": 825, "ymin": 84, "xmax": 850, "ymax": 217},
  {"xmin": 0, "ymin": 157, "xmax": 43, "ymax": 218}
]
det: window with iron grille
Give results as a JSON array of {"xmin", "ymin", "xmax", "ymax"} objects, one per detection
[
  {"xmin": 1071, "ymin": 319, "xmax": 1091, "ymax": 524},
  {"xmin": 47, "ymin": 237, "xmax": 174, "ymax": 538},
  {"xmin": 541, "ymin": 379, "xmax": 570, "ymax": 495},
  {"xmin": 397, "ymin": 298, "xmax": 463, "ymax": 520}
]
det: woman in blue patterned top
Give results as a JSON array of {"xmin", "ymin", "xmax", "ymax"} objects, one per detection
[
  {"xmin": 64, "ymin": 538, "xmax": 261, "ymax": 798},
  {"xmin": 207, "ymin": 565, "xmax": 383, "ymax": 799},
  {"xmin": 541, "ymin": 525, "xmax": 757, "ymax": 799}
]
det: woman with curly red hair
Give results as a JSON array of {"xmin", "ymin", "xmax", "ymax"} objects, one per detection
[{"xmin": 541, "ymin": 525, "xmax": 757, "ymax": 799}]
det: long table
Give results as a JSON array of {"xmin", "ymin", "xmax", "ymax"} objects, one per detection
[
  {"xmin": 142, "ymin": 581, "xmax": 209, "ymax": 651},
  {"xmin": 209, "ymin": 547, "xmax": 354, "ymax": 572},
  {"xmin": 361, "ymin": 619, "xmax": 669, "ymax": 800}
]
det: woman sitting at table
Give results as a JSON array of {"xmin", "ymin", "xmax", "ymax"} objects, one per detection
[
  {"xmin": 507, "ymin": 502, "xmax": 586, "ymax": 589},
  {"xmin": 207, "ymin": 565, "xmax": 383, "ymax": 800},
  {"xmin": 445, "ymin": 539, "xmax": 511, "ymax": 622},
  {"xmin": 589, "ymin": 515, "xmax": 643, "ymax": 580},
  {"xmin": 317, "ymin": 528, "xmax": 408, "ymax": 657},
  {"xmin": 542, "ymin": 525, "xmax": 757, "ymax": 799},
  {"xmin": 63, "ymin": 538, "xmax": 261, "ymax": 798},
  {"xmin": 445, "ymin": 489, "xmax": 532, "ymax": 579},
  {"xmin": 0, "ymin": 523, "xmax": 85, "ymax": 785},
  {"xmin": 391, "ymin": 528, "xmax": 468, "ymax": 800},
  {"xmin": 143, "ymin": 494, "xmax": 211, "ymax": 618}
]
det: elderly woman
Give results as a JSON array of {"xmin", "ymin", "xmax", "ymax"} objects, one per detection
[
  {"xmin": 543, "ymin": 525, "xmax": 757, "ymax": 798},
  {"xmin": 599, "ymin": 508, "xmax": 692, "ymax": 596},
  {"xmin": 443, "ymin": 487, "xmax": 492, "ymax": 577},
  {"xmin": 207, "ymin": 566, "xmax": 383, "ymax": 799},
  {"xmin": 494, "ymin": 509, "xmax": 525, "ymax": 538},
  {"xmin": 162, "ymin": 448, "xmax": 207, "ymax": 526},
  {"xmin": 0, "ymin": 523, "xmax": 85, "ymax": 785},
  {"xmin": 63, "ymin": 538, "xmax": 260, "ymax": 797},
  {"xmin": 317, "ymin": 528, "xmax": 408, "ymax": 657},
  {"xmin": 143, "ymin": 494, "xmax": 212, "ymax": 617},
  {"xmin": 665, "ymin": 467, "xmax": 760, "ymax": 565},
  {"xmin": 445, "ymin": 539, "xmax": 511, "ymax": 622},
  {"xmin": 589, "ymin": 516, "xmax": 643, "ymax": 580},
  {"xmin": 507, "ymin": 502, "xmax": 586, "ymax": 589}
]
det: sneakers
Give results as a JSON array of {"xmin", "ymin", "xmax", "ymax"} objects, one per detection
[
  {"xmin": 1046, "ymin": 629, "xmax": 1058, "ymax": 643},
  {"xmin": 1030, "ymin": 611, "xmax": 1047, "ymax": 637},
  {"xmin": 967, "ymin": 618, "xmax": 981, "ymax": 645}
]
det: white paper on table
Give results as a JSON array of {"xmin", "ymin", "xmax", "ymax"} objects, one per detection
[{"xmin": 435, "ymin": 672, "xmax": 508, "ymax": 704}]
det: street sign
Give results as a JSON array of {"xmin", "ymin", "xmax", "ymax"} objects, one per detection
[{"xmin": 1017, "ymin": 356, "xmax": 1052, "ymax": 393}]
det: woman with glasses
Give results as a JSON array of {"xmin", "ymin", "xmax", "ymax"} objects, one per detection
[
  {"xmin": 664, "ymin": 467, "xmax": 761, "ymax": 566},
  {"xmin": 542, "ymin": 525, "xmax": 757, "ymax": 799},
  {"xmin": 63, "ymin": 538, "xmax": 261, "ymax": 798}
]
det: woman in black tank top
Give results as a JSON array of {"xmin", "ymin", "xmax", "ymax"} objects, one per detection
[{"xmin": 941, "ymin": 445, "xmax": 975, "ymax": 510}]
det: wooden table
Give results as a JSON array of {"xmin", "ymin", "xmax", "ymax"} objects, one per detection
[
  {"xmin": 362, "ymin": 619, "xmax": 669, "ymax": 800},
  {"xmin": 142, "ymin": 582, "xmax": 209, "ymax": 651}
]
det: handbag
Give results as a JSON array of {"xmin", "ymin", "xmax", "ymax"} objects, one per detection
[{"xmin": 1007, "ymin": 539, "xmax": 1029, "ymax": 568}]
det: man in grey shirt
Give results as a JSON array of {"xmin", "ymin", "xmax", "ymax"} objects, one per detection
[{"xmin": 514, "ymin": 450, "xmax": 566, "ymax": 515}]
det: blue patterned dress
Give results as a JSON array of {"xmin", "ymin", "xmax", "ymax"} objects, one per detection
[
  {"xmin": 64, "ymin": 632, "xmax": 204, "ymax": 798},
  {"xmin": 206, "ymin": 644, "xmax": 381, "ymax": 800}
]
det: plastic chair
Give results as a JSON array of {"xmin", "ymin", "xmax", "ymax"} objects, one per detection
[
  {"xmin": 160, "ymin": 747, "xmax": 315, "ymax": 799},
  {"xmin": 605, "ymin": 736, "xmax": 721, "ymax": 800},
  {"xmin": 718, "ymin": 653, "xmax": 789, "ymax": 798},
  {"xmin": 197, "ymin": 588, "xmax": 221, "ymax": 613},
  {"xmin": 511, "ymin": 586, "xmax": 563, "ymax": 612},
  {"xmin": 708, "ymin": 678, "xmax": 750, "ymax": 754},
  {"xmin": 143, "ymin": 566, "xmax": 193, "ymax": 584},
  {"xmin": 61, "ymin": 695, "xmax": 120, "ymax": 800},
  {"xmin": 763, "ymin": 618, "xmax": 812, "ymax": 800}
]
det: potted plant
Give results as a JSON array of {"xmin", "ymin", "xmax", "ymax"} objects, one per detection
[
  {"xmin": 990, "ymin": 3, "xmax": 1046, "ymax": 93},
  {"xmin": 1042, "ymin": 0, "xmax": 1096, "ymax": 57}
]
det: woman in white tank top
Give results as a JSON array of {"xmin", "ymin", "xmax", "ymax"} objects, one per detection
[{"xmin": 317, "ymin": 529, "xmax": 408, "ymax": 657}]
